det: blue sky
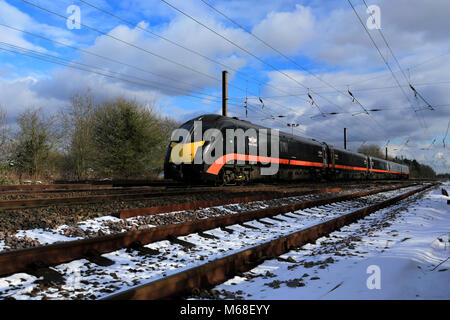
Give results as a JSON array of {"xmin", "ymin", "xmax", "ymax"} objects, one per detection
[{"xmin": 0, "ymin": 0, "xmax": 449, "ymax": 172}]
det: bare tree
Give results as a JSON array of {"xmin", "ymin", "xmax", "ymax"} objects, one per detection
[
  {"xmin": 357, "ymin": 144, "xmax": 385, "ymax": 158},
  {"xmin": 0, "ymin": 106, "xmax": 12, "ymax": 183},
  {"xmin": 60, "ymin": 91, "xmax": 96, "ymax": 180},
  {"xmin": 0, "ymin": 106, "xmax": 10, "ymax": 156}
]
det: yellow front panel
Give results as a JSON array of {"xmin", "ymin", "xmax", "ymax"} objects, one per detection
[{"xmin": 169, "ymin": 141, "xmax": 205, "ymax": 163}]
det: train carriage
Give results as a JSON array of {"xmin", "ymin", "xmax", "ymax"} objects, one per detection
[{"xmin": 164, "ymin": 114, "xmax": 409, "ymax": 184}]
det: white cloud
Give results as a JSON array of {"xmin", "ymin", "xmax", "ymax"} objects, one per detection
[
  {"xmin": 251, "ymin": 5, "xmax": 315, "ymax": 56},
  {"xmin": 0, "ymin": 0, "xmax": 75, "ymax": 49}
]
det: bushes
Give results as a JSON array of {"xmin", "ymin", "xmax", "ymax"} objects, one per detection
[
  {"xmin": 91, "ymin": 98, "xmax": 168, "ymax": 178},
  {"xmin": 12, "ymin": 108, "xmax": 58, "ymax": 182},
  {"xmin": 0, "ymin": 94, "xmax": 179, "ymax": 183}
]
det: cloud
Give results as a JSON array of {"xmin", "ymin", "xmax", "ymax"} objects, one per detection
[
  {"xmin": 250, "ymin": 5, "xmax": 315, "ymax": 55},
  {"xmin": 0, "ymin": 0, "xmax": 75, "ymax": 49}
]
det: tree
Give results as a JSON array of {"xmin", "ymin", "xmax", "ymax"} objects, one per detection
[
  {"xmin": 153, "ymin": 116, "xmax": 179, "ymax": 168},
  {"xmin": 357, "ymin": 144, "xmax": 385, "ymax": 159},
  {"xmin": 13, "ymin": 108, "xmax": 57, "ymax": 181},
  {"xmin": 91, "ymin": 97, "xmax": 165, "ymax": 178},
  {"xmin": 0, "ymin": 106, "xmax": 12, "ymax": 184},
  {"xmin": 60, "ymin": 92, "xmax": 96, "ymax": 180}
]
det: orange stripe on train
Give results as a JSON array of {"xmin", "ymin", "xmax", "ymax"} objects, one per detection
[{"xmin": 206, "ymin": 153, "xmax": 408, "ymax": 176}]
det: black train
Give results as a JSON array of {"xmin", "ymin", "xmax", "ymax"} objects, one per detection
[{"xmin": 164, "ymin": 114, "xmax": 409, "ymax": 184}]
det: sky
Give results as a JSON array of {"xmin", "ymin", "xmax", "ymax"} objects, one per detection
[{"xmin": 0, "ymin": 0, "xmax": 449, "ymax": 173}]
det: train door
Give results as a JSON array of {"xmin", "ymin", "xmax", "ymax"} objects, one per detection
[
  {"xmin": 321, "ymin": 143, "xmax": 329, "ymax": 169},
  {"xmin": 369, "ymin": 157, "xmax": 374, "ymax": 178},
  {"xmin": 329, "ymin": 146, "xmax": 335, "ymax": 170},
  {"xmin": 364, "ymin": 156, "xmax": 369, "ymax": 179}
]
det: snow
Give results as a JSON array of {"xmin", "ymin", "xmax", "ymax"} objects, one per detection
[
  {"xmin": 0, "ymin": 183, "xmax": 446, "ymax": 300},
  {"xmin": 15, "ymin": 229, "xmax": 80, "ymax": 244},
  {"xmin": 211, "ymin": 183, "xmax": 450, "ymax": 299},
  {"xmin": 0, "ymin": 194, "xmax": 318, "ymax": 250}
]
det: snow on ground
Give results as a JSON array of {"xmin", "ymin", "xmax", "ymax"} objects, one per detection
[
  {"xmin": 211, "ymin": 183, "xmax": 450, "ymax": 300},
  {"xmin": 0, "ymin": 195, "xmax": 314, "ymax": 250},
  {"xmin": 0, "ymin": 186, "xmax": 420, "ymax": 299},
  {"xmin": 0, "ymin": 184, "xmax": 445, "ymax": 300}
]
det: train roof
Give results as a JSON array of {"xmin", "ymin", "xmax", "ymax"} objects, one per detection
[{"xmin": 182, "ymin": 114, "xmax": 323, "ymax": 145}]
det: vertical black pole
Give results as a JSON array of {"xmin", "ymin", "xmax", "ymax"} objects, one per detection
[
  {"xmin": 222, "ymin": 70, "xmax": 227, "ymax": 117},
  {"xmin": 385, "ymin": 147, "xmax": 388, "ymax": 160},
  {"xmin": 344, "ymin": 128, "xmax": 347, "ymax": 149}
]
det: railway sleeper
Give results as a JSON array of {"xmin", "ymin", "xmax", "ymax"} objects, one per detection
[
  {"xmin": 84, "ymin": 249, "xmax": 115, "ymax": 267},
  {"xmin": 26, "ymin": 263, "xmax": 65, "ymax": 286},
  {"xmin": 220, "ymin": 226, "xmax": 234, "ymax": 234},
  {"xmin": 256, "ymin": 219, "xmax": 274, "ymax": 226},
  {"xmin": 268, "ymin": 216, "xmax": 286, "ymax": 222},
  {"xmin": 168, "ymin": 236, "xmax": 196, "ymax": 249},
  {"xmin": 126, "ymin": 241, "xmax": 160, "ymax": 256},
  {"xmin": 239, "ymin": 223, "xmax": 260, "ymax": 230},
  {"xmin": 197, "ymin": 231, "xmax": 220, "ymax": 240}
]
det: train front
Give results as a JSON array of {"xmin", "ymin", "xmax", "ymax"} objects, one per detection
[{"xmin": 164, "ymin": 116, "xmax": 218, "ymax": 183}]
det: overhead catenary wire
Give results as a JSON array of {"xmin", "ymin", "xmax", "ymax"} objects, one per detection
[
  {"xmin": 362, "ymin": 0, "xmax": 436, "ymax": 113},
  {"xmin": 17, "ymin": 0, "xmax": 319, "ymax": 123},
  {"xmin": 254, "ymin": 80, "xmax": 450, "ymax": 99},
  {"xmin": 161, "ymin": 0, "xmax": 392, "ymax": 141},
  {"xmin": 0, "ymin": 41, "xmax": 225, "ymax": 100},
  {"xmin": 0, "ymin": 37, "xmax": 329, "ymax": 142},
  {"xmin": 76, "ymin": 0, "xmax": 323, "ymax": 110},
  {"xmin": 347, "ymin": 0, "xmax": 427, "ymax": 131},
  {"xmin": 0, "ymin": 23, "xmax": 222, "ymax": 96},
  {"xmin": 16, "ymin": 0, "xmax": 392, "ymax": 145},
  {"xmin": 0, "ymin": 44, "xmax": 223, "ymax": 103},
  {"xmin": 197, "ymin": 0, "xmax": 390, "ymax": 136},
  {"xmin": 14, "ymin": 0, "xmax": 430, "ymax": 148},
  {"xmin": 18, "ymin": 0, "xmax": 224, "ymax": 84},
  {"xmin": 443, "ymin": 120, "xmax": 450, "ymax": 148}
]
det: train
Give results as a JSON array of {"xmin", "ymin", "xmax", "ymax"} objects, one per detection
[{"xmin": 164, "ymin": 114, "xmax": 409, "ymax": 184}]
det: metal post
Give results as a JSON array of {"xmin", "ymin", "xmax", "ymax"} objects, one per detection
[
  {"xmin": 222, "ymin": 70, "xmax": 227, "ymax": 117},
  {"xmin": 344, "ymin": 128, "xmax": 347, "ymax": 149},
  {"xmin": 385, "ymin": 147, "xmax": 388, "ymax": 160}
]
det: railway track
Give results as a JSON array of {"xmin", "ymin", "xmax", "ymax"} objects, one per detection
[
  {"xmin": 105, "ymin": 183, "xmax": 434, "ymax": 300},
  {"xmin": 0, "ymin": 184, "xmax": 114, "ymax": 192},
  {"xmin": 0, "ymin": 180, "xmax": 414, "ymax": 207},
  {"xmin": 0, "ymin": 185, "xmax": 342, "ymax": 211},
  {"xmin": 0, "ymin": 182, "xmax": 433, "ymax": 300}
]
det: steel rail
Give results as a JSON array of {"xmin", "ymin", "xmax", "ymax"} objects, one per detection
[
  {"xmin": 0, "ymin": 187, "xmax": 292, "ymax": 210},
  {"xmin": 0, "ymin": 184, "xmax": 112, "ymax": 192},
  {"xmin": 0, "ymin": 190, "xmax": 221, "ymax": 210},
  {"xmin": 117, "ymin": 187, "xmax": 342, "ymax": 218},
  {"xmin": 0, "ymin": 185, "xmax": 338, "ymax": 211},
  {"xmin": 0, "ymin": 184, "xmax": 417, "ymax": 277},
  {"xmin": 104, "ymin": 183, "xmax": 435, "ymax": 300}
]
